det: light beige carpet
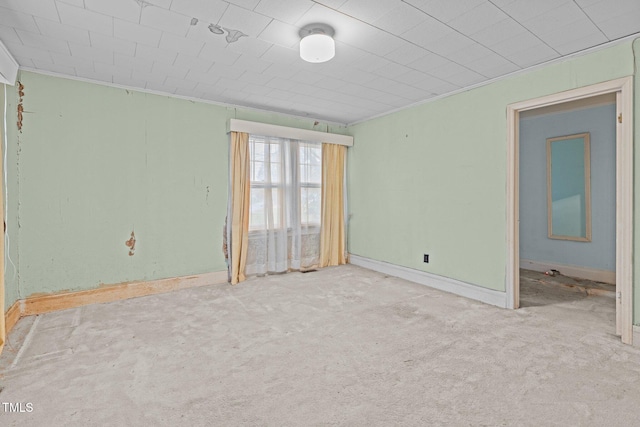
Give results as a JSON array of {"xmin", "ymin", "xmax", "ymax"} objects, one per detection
[{"xmin": 1, "ymin": 264, "xmax": 638, "ymax": 426}]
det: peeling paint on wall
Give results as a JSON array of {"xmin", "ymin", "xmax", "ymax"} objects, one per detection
[
  {"xmin": 125, "ymin": 231, "xmax": 136, "ymax": 256},
  {"xmin": 16, "ymin": 82, "xmax": 24, "ymax": 132}
]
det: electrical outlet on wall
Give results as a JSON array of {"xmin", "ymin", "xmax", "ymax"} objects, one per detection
[{"xmin": 423, "ymin": 254, "xmax": 429, "ymax": 263}]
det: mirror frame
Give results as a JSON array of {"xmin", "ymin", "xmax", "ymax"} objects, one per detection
[{"xmin": 546, "ymin": 132, "xmax": 592, "ymax": 242}]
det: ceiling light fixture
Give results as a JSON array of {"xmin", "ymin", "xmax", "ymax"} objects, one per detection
[{"xmin": 299, "ymin": 24, "xmax": 335, "ymax": 63}]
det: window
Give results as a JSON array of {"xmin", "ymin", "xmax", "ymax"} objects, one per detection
[
  {"xmin": 248, "ymin": 135, "xmax": 321, "ymax": 231},
  {"xmin": 249, "ymin": 137, "xmax": 284, "ymax": 230},
  {"xmin": 299, "ymin": 142, "xmax": 322, "ymax": 227},
  {"xmin": 228, "ymin": 122, "xmax": 350, "ymax": 283},
  {"xmin": 245, "ymin": 135, "xmax": 322, "ymax": 274}
]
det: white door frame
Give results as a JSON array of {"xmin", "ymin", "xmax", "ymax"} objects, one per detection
[{"xmin": 506, "ymin": 76, "xmax": 634, "ymax": 344}]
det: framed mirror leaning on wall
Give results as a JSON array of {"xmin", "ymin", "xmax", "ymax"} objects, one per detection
[{"xmin": 547, "ymin": 132, "xmax": 592, "ymax": 242}]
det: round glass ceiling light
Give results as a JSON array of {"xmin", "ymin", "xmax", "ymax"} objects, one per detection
[{"xmin": 299, "ymin": 24, "xmax": 335, "ymax": 63}]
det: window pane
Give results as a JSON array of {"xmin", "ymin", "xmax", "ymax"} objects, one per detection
[
  {"xmin": 301, "ymin": 187, "xmax": 321, "ymax": 226},
  {"xmin": 254, "ymin": 142, "xmax": 264, "ymax": 161},
  {"xmin": 253, "ymin": 160, "xmax": 264, "ymax": 182},
  {"xmin": 299, "ymin": 142, "xmax": 321, "ymax": 186},
  {"xmin": 270, "ymin": 143, "xmax": 280, "ymax": 162},
  {"xmin": 270, "ymin": 163, "xmax": 281, "ymax": 183},
  {"xmin": 301, "ymin": 187, "xmax": 308, "ymax": 224},
  {"xmin": 267, "ymin": 188, "xmax": 282, "ymax": 228},
  {"xmin": 250, "ymin": 188, "xmax": 265, "ymax": 230},
  {"xmin": 309, "ymin": 145, "xmax": 321, "ymax": 166},
  {"xmin": 307, "ymin": 187, "xmax": 321, "ymax": 225},
  {"xmin": 300, "ymin": 145, "xmax": 307, "ymax": 163},
  {"xmin": 310, "ymin": 165, "xmax": 321, "ymax": 183}
]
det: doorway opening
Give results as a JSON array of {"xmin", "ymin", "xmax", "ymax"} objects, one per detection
[{"xmin": 506, "ymin": 76, "xmax": 634, "ymax": 344}]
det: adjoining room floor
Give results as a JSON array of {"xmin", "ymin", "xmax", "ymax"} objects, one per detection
[
  {"xmin": 1, "ymin": 264, "xmax": 638, "ymax": 426},
  {"xmin": 520, "ymin": 268, "xmax": 616, "ymax": 306}
]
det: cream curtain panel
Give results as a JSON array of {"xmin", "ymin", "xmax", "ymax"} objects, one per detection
[
  {"xmin": 320, "ymin": 143, "xmax": 346, "ymax": 267},
  {"xmin": 229, "ymin": 131, "xmax": 250, "ymax": 285}
]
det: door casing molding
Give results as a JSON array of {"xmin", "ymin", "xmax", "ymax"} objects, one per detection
[{"xmin": 506, "ymin": 76, "xmax": 634, "ymax": 344}]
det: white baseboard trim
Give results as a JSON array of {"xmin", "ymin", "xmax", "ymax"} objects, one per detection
[
  {"xmin": 349, "ymin": 254, "xmax": 507, "ymax": 308},
  {"xmin": 520, "ymin": 259, "xmax": 615, "ymax": 284}
]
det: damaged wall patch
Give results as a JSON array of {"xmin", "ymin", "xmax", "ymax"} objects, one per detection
[{"xmin": 125, "ymin": 231, "xmax": 136, "ymax": 256}]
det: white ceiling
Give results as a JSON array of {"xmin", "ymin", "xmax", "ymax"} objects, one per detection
[{"xmin": 1, "ymin": 0, "xmax": 639, "ymax": 124}]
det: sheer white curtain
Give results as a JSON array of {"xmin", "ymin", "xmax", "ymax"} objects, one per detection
[{"xmin": 245, "ymin": 135, "xmax": 321, "ymax": 276}]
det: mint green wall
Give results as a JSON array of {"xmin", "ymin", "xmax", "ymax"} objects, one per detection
[
  {"xmin": 3, "ymin": 81, "xmax": 20, "ymax": 311},
  {"xmin": 1, "ymin": 83, "xmax": 19, "ymax": 311},
  {"xmin": 347, "ymin": 41, "xmax": 637, "ymax": 300},
  {"xmin": 3, "ymin": 71, "xmax": 345, "ymax": 304}
]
